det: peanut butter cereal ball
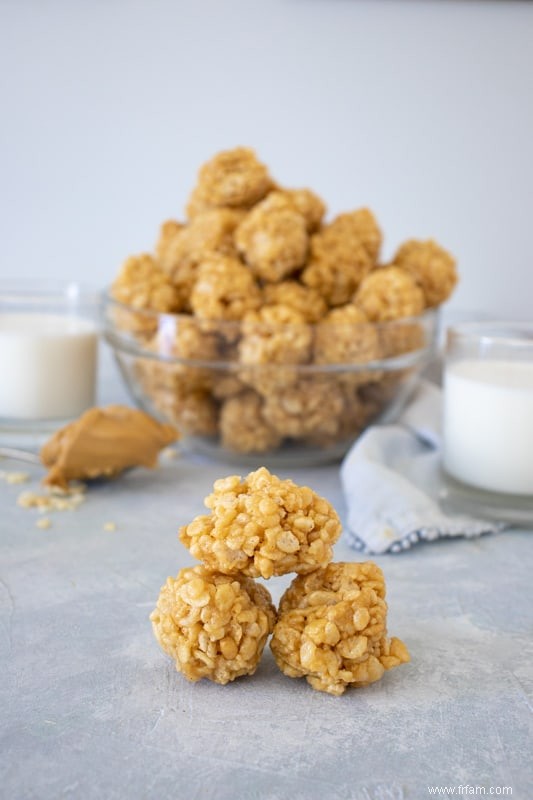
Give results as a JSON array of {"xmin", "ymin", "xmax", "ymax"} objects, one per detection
[
  {"xmin": 379, "ymin": 319, "xmax": 428, "ymax": 359},
  {"xmin": 111, "ymin": 254, "xmax": 182, "ymax": 337},
  {"xmin": 136, "ymin": 359, "xmax": 218, "ymax": 435},
  {"xmin": 220, "ymin": 391, "xmax": 281, "ymax": 454},
  {"xmin": 314, "ymin": 304, "xmax": 379, "ymax": 366},
  {"xmin": 155, "ymin": 219, "xmax": 185, "ymax": 263},
  {"xmin": 263, "ymin": 281, "xmax": 327, "ymax": 323},
  {"xmin": 391, "ymin": 238, "xmax": 458, "ymax": 307},
  {"xmin": 345, "ymin": 208, "xmax": 383, "ymax": 261},
  {"xmin": 150, "ymin": 566, "xmax": 276, "ymax": 685},
  {"xmin": 155, "ymin": 210, "xmax": 245, "ymax": 311},
  {"xmin": 354, "ymin": 266, "xmax": 425, "ymax": 322},
  {"xmin": 261, "ymin": 377, "xmax": 345, "ymax": 440},
  {"xmin": 238, "ymin": 305, "xmax": 313, "ymax": 397},
  {"xmin": 112, "ymin": 254, "xmax": 181, "ymax": 314},
  {"xmin": 239, "ymin": 305, "xmax": 313, "ymax": 367},
  {"xmin": 235, "ymin": 202, "xmax": 309, "ymax": 283},
  {"xmin": 186, "ymin": 147, "xmax": 273, "ymax": 216},
  {"xmin": 190, "ymin": 254, "xmax": 262, "ymax": 321},
  {"xmin": 154, "ymin": 316, "xmax": 222, "ymax": 362},
  {"xmin": 154, "ymin": 225, "xmax": 200, "ymax": 312},
  {"xmin": 259, "ymin": 189, "xmax": 326, "ymax": 233},
  {"xmin": 302, "ymin": 210, "xmax": 381, "ymax": 306},
  {"xmin": 179, "ymin": 467, "xmax": 342, "ymax": 579},
  {"xmin": 154, "ymin": 387, "xmax": 218, "ymax": 436},
  {"xmin": 271, "ymin": 562, "xmax": 410, "ymax": 695},
  {"xmin": 304, "ymin": 387, "xmax": 374, "ymax": 449}
]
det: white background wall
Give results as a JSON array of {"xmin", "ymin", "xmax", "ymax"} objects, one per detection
[{"xmin": 1, "ymin": 0, "xmax": 532, "ymax": 320}]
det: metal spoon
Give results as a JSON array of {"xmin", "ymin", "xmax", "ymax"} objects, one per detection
[{"xmin": 0, "ymin": 447, "xmax": 42, "ymax": 465}]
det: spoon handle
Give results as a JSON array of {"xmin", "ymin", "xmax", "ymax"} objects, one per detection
[{"xmin": 0, "ymin": 447, "xmax": 41, "ymax": 465}]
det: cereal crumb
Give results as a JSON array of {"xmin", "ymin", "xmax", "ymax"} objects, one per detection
[
  {"xmin": 36, "ymin": 517, "xmax": 52, "ymax": 530},
  {"xmin": 18, "ymin": 486, "xmax": 86, "ymax": 513},
  {"xmin": 103, "ymin": 521, "xmax": 117, "ymax": 532},
  {"xmin": 0, "ymin": 470, "xmax": 30, "ymax": 485},
  {"xmin": 161, "ymin": 447, "xmax": 180, "ymax": 460}
]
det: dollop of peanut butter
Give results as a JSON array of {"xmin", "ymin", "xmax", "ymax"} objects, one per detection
[{"xmin": 40, "ymin": 405, "xmax": 178, "ymax": 488}]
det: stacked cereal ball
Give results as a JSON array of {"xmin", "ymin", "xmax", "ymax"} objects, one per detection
[
  {"xmin": 150, "ymin": 468, "xmax": 410, "ymax": 694},
  {"xmin": 111, "ymin": 147, "xmax": 458, "ymax": 455}
]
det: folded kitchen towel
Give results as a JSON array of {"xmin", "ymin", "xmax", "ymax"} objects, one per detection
[{"xmin": 340, "ymin": 381, "xmax": 507, "ymax": 554}]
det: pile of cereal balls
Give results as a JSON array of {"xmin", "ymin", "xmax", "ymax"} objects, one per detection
[
  {"xmin": 150, "ymin": 468, "xmax": 410, "ymax": 695},
  {"xmin": 111, "ymin": 147, "xmax": 458, "ymax": 456}
]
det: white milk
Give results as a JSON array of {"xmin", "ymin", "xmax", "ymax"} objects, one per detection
[
  {"xmin": 443, "ymin": 358, "xmax": 533, "ymax": 495},
  {"xmin": 0, "ymin": 313, "xmax": 98, "ymax": 420}
]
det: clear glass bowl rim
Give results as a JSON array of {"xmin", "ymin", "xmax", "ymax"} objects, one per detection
[{"xmin": 102, "ymin": 290, "xmax": 439, "ymax": 371}]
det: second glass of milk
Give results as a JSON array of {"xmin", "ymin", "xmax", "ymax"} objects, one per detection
[
  {"xmin": 0, "ymin": 282, "xmax": 100, "ymax": 430},
  {"xmin": 443, "ymin": 323, "xmax": 533, "ymax": 497}
]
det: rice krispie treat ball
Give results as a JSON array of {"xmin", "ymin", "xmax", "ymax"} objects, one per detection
[
  {"xmin": 270, "ymin": 562, "xmax": 410, "ymax": 695},
  {"xmin": 238, "ymin": 304, "xmax": 312, "ymax": 398},
  {"xmin": 150, "ymin": 565, "xmax": 276, "ymax": 685},
  {"xmin": 354, "ymin": 265, "xmax": 425, "ymax": 322},
  {"xmin": 391, "ymin": 238, "xmax": 458, "ymax": 307},
  {"xmin": 239, "ymin": 305, "xmax": 313, "ymax": 367},
  {"xmin": 301, "ymin": 209, "xmax": 381, "ymax": 306},
  {"xmin": 179, "ymin": 467, "xmax": 342, "ymax": 579},
  {"xmin": 154, "ymin": 387, "xmax": 218, "ymax": 436},
  {"xmin": 190, "ymin": 254, "xmax": 262, "ymax": 321},
  {"xmin": 303, "ymin": 387, "xmax": 373, "ymax": 448},
  {"xmin": 186, "ymin": 147, "xmax": 273, "ymax": 217},
  {"xmin": 258, "ymin": 188, "xmax": 326, "ymax": 233},
  {"xmin": 219, "ymin": 391, "xmax": 281, "ymax": 454},
  {"xmin": 136, "ymin": 359, "xmax": 218, "ymax": 435},
  {"xmin": 155, "ymin": 219, "xmax": 185, "ymax": 263},
  {"xmin": 153, "ymin": 316, "xmax": 222, "ymax": 362},
  {"xmin": 314, "ymin": 304, "xmax": 379, "ymax": 366},
  {"xmin": 261, "ymin": 377, "xmax": 345, "ymax": 440},
  {"xmin": 235, "ymin": 201, "xmax": 309, "ymax": 282},
  {"xmin": 263, "ymin": 281, "xmax": 327, "ymax": 323},
  {"xmin": 112, "ymin": 254, "xmax": 181, "ymax": 315}
]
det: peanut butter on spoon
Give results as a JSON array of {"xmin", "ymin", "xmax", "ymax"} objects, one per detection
[{"xmin": 40, "ymin": 405, "xmax": 178, "ymax": 489}]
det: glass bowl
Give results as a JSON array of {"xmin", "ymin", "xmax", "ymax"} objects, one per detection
[{"xmin": 102, "ymin": 293, "xmax": 438, "ymax": 466}]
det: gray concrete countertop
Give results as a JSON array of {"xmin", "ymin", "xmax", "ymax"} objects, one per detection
[{"xmin": 1, "ymin": 367, "xmax": 532, "ymax": 800}]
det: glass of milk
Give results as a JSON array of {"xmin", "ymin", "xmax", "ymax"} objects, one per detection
[
  {"xmin": 443, "ymin": 322, "xmax": 533, "ymax": 502},
  {"xmin": 0, "ymin": 282, "xmax": 100, "ymax": 431}
]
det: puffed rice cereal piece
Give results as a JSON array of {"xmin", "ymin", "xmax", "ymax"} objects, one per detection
[
  {"xmin": 179, "ymin": 467, "xmax": 342, "ymax": 579},
  {"xmin": 354, "ymin": 265, "xmax": 425, "ymax": 322},
  {"xmin": 151, "ymin": 565, "xmax": 276, "ymax": 684},
  {"xmin": 111, "ymin": 254, "xmax": 181, "ymax": 334},
  {"xmin": 220, "ymin": 391, "xmax": 281, "ymax": 454},
  {"xmin": 302, "ymin": 209, "xmax": 380, "ymax": 306},
  {"xmin": 391, "ymin": 238, "xmax": 458, "ymax": 307},
  {"xmin": 190, "ymin": 254, "xmax": 262, "ymax": 321},
  {"xmin": 186, "ymin": 147, "xmax": 273, "ymax": 216},
  {"xmin": 235, "ymin": 201, "xmax": 308, "ymax": 282},
  {"xmin": 262, "ymin": 281, "xmax": 327, "ymax": 323},
  {"xmin": 261, "ymin": 377, "xmax": 345, "ymax": 440},
  {"xmin": 270, "ymin": 562, "xmax": 410, "ymax": 695}
]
